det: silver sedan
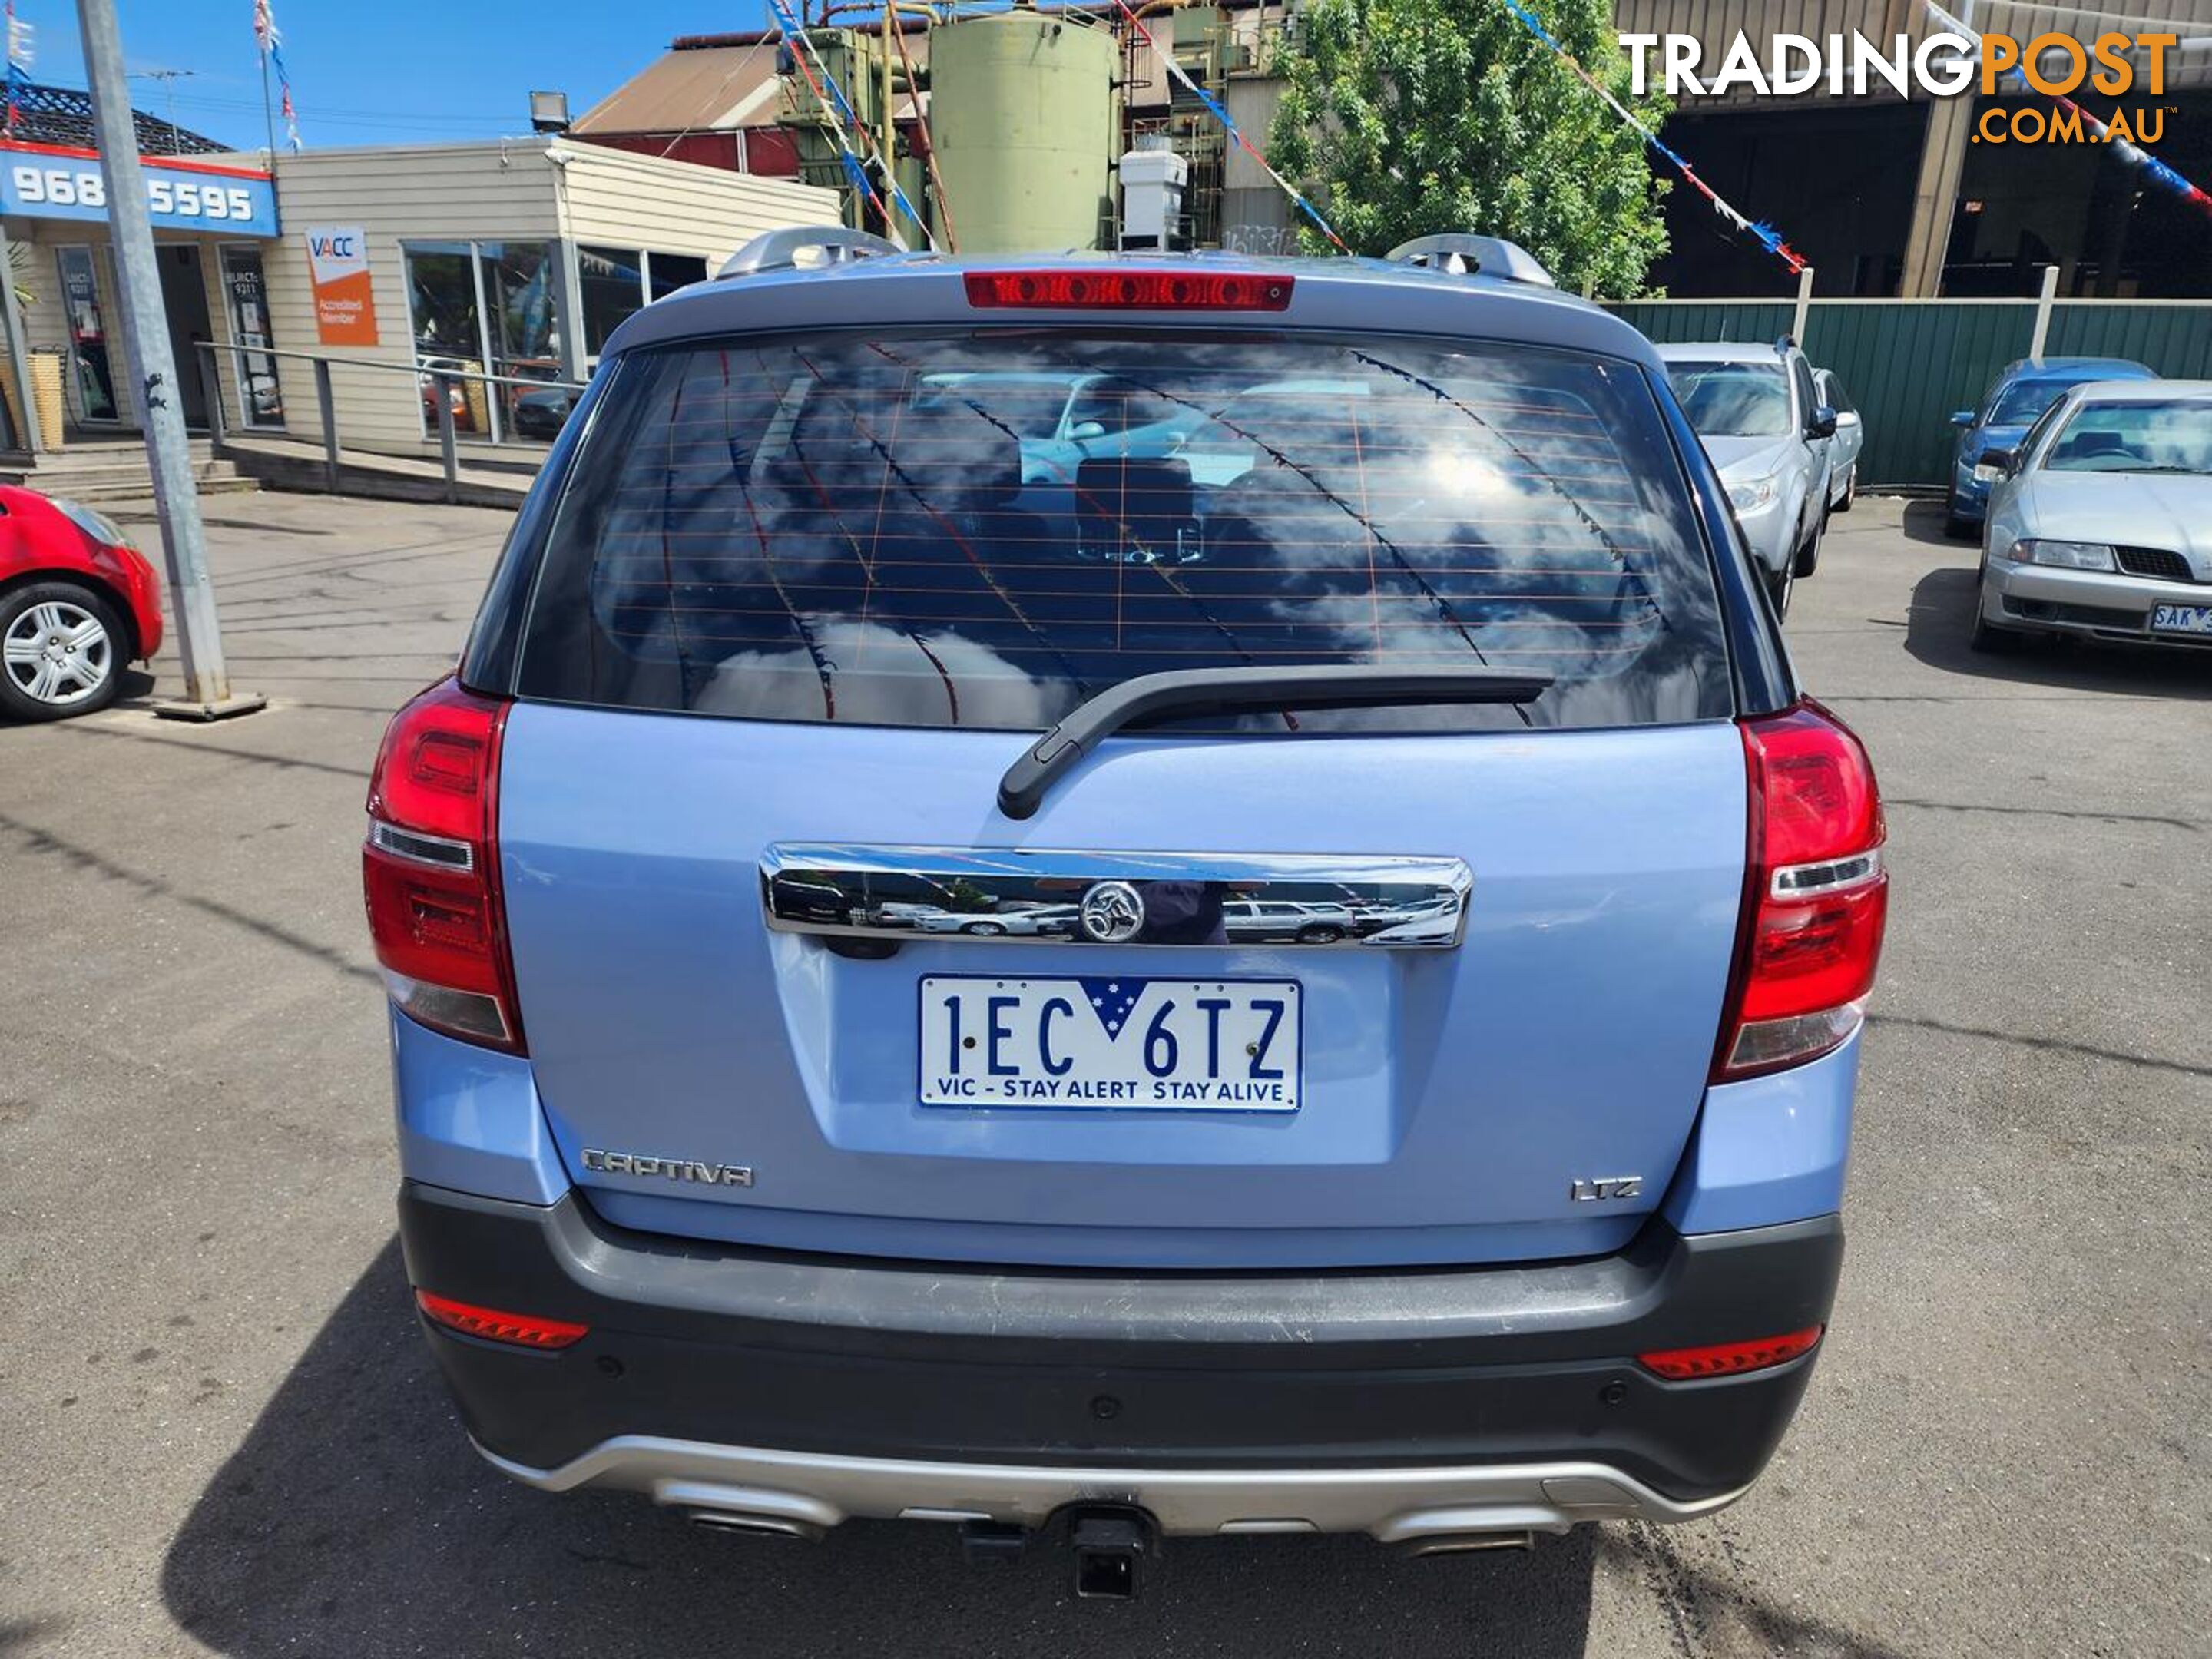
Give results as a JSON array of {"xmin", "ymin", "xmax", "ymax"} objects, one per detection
[{"xmin": 1973, "ymin": 380, "xmax": 2212, "ymax": 653}]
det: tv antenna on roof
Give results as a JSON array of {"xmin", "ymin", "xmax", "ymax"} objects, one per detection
[{"xmin": 129, "ymin": 65, "xmax": 196, "ymax": 153}]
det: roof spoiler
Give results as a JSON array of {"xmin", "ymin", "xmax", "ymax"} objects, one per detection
[
  {"xmin": 717, "ymin": 226, "xmax": 903, "ymax": 280},
  {"xmin": 1384, "ymin": 234, "xmax": 1555, "ymax": 289}
]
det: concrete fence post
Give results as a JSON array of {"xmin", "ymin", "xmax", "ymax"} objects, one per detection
[
  {"xmin": 1792, "ymin": 267, "xmax": 1815, "ymax": 346},
  {"xmin": 2028, "ymin": 264, "xmax": 2060, "ymax": 363},
  {"xmin": 313, "ymin": 358, "xmax": 340, "ymax": 495}
]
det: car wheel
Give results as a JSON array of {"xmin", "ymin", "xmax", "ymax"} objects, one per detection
[
  {"xmin": 0, "ymin": 581, "xmax": 126, "ymax": 722},
  {"xmin": 1295, "ymin": 924, "xmax": 1345, "ymax": 944},
  {"xmin": 1794, "ymin": 516, "xmax": 1823, "ymax": 579},
  {"xmin": 1834, "ymin": 465, "xmax": 1856, "ymax": 514},
  {"xmin": 1942, "ymin": 502, "xmax": 1976, "ymax": 540},
  {"xmin": 960, "ymin": 921, "xmax": 1007, "ymax": 936}
]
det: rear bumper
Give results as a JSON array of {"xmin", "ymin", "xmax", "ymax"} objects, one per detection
[{"xmin": 399, "ymin": 1181, "xmax": 1842, "ymax": 1538}]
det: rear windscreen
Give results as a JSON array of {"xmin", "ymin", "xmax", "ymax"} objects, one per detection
[{"xmin": 516, "ymin": 331, "xmax": 1732, "ymax": 732}]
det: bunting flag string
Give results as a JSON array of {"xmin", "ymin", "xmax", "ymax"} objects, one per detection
[
  {"xmin": 764, "ymin": 0, "xmax": 934, "ymax": 251},
  {"xmin": 1497, "ymin": 1, "xmax": 1809, "ymax": 273},
  {"xmin": 1921, "ymin": 0, "xmax": 2212, "ymax": 218},
  {"xmin": 253, "ymin": 0, "xmax": 301, "ymax": 150},
  {"xmin": 1107, "ymin": 0, "xmax": 1349, "ymax": 252},
  {"xmin": 5, "ymin": 2, "xmax": 32, "ymax": 136}
]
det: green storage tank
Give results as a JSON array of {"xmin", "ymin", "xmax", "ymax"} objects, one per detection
[{"xmin": 929, "ymin": 5, "xmax": 1118, "ymax": 254}]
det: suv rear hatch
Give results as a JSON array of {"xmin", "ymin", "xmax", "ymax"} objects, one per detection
[{"xmin": 488, "ymin": 292, "xmax": 1753, "ymax": 1268}]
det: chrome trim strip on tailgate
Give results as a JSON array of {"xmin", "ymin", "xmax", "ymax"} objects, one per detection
[
  {"xmin": 475, "ymin": 1435, "xmax": 1743, "ymax": 1539},
  {"xmin": 760, "ymin": 844, "xmax": 1472, "ymax": 949}
]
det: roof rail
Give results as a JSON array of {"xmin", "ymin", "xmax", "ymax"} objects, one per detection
[
  {"xmin": 1384, "ymin": 234, "xmax": 1556, "ymax": 289},
  {"xmin": 717, "ymin": 226, "xmax": 903, "ymax": 280}
]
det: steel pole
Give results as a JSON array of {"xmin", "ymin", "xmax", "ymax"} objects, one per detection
[{"xmin": 76, "ymin": 0, "xmax": 259, "ymax": 717}]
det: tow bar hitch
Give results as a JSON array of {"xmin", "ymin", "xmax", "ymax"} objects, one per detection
[{"xmin": 1068, "ymin": 1507, "xmax": 1155, "ymax": 1600}]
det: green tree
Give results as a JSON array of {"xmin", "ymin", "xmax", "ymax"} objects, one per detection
[{"xmin": 1269, "ymin": 0, "xmax": 1671, "ymax": 296}]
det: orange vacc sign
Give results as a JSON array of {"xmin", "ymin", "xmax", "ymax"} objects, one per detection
[{"xmin": 306, "ymin": 225, "xmax": 378, "ymax": 346}]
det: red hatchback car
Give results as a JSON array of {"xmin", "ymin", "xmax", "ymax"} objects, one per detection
[{"xmin": 0, "ymin": 486, "xmax": 163, "ymax": 720}]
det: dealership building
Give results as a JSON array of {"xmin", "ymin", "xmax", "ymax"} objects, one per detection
[{"xmin": 0, "ymin": 83, "xmax": 833, "ymax": 460}]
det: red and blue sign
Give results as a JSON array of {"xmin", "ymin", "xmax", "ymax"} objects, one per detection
[{"xmin": 0, "ymin": 140, "xmax": 277, "ymax": 237}]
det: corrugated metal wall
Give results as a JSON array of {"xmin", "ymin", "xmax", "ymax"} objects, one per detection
[
  {"xmin": 1611, "ymin": 302, "xmax": 1795, "ymax": 343},
  {"xmin": 1798, "ymin": 304, "xmax": 2035, "ymax": 485},
  {"xmin": 1610, "ymin": 300, "xmax": 2212, "ymax": 486},
  {"xmin": 2045, "ymin": 306, "xmax": 2212, "ymax": 379}
]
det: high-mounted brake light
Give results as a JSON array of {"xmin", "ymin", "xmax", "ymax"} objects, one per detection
[
  {"xmin": 363, "ymin": 677, "xmax": 525, "ymax": 1052},
  {"xmin": 1714, "ymin": 701, "xmax": 1888, "ymax": 1081},
  {"xmin": 1639, "ymin": 1326, "xmax": 1823, "ymax": 1381},
  {"xmin": 415, "ymin": 1289, "xmax": 588, "ymax": 1350},
  {"xmin": 964, "ymin": 270, "xmax": 1293, "ymax": 311}
]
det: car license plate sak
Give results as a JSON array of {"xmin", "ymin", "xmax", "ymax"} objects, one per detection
[
  {"xmin": 2151, "ymin": 602, "xmax": 2212, "ymax": 637},
  {"xmin": 919, "ymin": 975, "xmax": 1301, "ymax": 1111}
]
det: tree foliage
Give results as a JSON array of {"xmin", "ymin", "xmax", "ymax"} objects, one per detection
[{"xmin": 1269, "ymin": 0, "xmax": 1671, "ymax": 295}]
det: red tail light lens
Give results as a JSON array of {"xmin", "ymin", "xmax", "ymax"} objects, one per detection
[
  {"xmin": 963, "ymin": 270, "xmax": 1293, "ymax": 311},
  {"xmin": 363, "ymin": 677, "xmax": 524, "ymax": 1052},
  {"xmin": 1639, "ymin": 1325, "xmax": 1823, "ymax": 1381},
  {"xmin": 415, "ymin": 1289, "xmax": 588, "ymax": 1350},
  {"xmin": 1715, "ymin": 702, "xmax": 1888, "ymax": 1080}
]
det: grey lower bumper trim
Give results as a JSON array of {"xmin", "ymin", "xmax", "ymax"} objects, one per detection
[{"xmin": 475, "ymin": 1435, "xmax": 1746, "ymax": 1541}]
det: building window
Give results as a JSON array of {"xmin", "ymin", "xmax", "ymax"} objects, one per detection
[
  {"xmin": 580, "ymin": 243, "xmax": 643, "ymax": 356},
  {"xmin": 402, "ymin": 237, "xmax": 565, "ymax": 442},
  {"xmin": 218, "ymin": 244, "xmax": 283, "ymax": 429},
  {"xmin": 55, "ymin": 247, "xmax": 118, "ymax": 423},
  {"xmin": 649, "ymin": 252, "xmax": 707, "ymax": 302}
]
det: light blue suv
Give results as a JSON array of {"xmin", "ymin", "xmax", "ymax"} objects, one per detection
[{"xmin": 366, "ymin": 229, "xmax": 1888, "ymax": 1588}]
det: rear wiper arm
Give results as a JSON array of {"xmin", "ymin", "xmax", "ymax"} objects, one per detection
[{"xmin": 997, "ymin": 664, "xmax": 1553, "ymax": 820}]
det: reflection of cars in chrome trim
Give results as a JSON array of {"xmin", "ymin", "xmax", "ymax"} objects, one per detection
[
  {"xmin": 1223, "ymin": 899, "xmax": 1359, "ymax": 943},
  {"xmin": 757, "ymin": 844, "xmax": 1472, "ymax": 949},
  {"xmin": 909, "ymin": 905, "xmax": 1079, "ymax": 937}
]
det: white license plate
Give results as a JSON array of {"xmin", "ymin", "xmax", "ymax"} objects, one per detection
[
  {"xmin": 2151, "ymin": 602, "xmax": 2212, "ymax": 637},
  {"xmin": 918, "ymin": 975, "xmax": 1301, "ymax": 1111}
]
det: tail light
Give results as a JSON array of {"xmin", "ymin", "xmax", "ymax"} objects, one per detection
[
  {"xmin": 964, "ymin": 270, "xmax": 1293, "ymax": 310},
  {"xmin": 1639, "ymin": 1326, "xmax": 1823, "ymax": 1381},
  {"xmin": 1714, "ymin": 701, "xmax": 1887, "ymax": 1081},
  {"xmin": 415, "ymin": 1289, "xmax": 587, "ymax": 1349},
  {"xmin": 363, "ymin": 677, "xmax": 525, "ymax": 1052}
]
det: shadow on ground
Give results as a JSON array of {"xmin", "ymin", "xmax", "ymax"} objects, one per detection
[
  {"xmin": 161, "ymin": 1241, "xmax": 1600, "ymax": 1657},
  {"xmin": 1896, "ymin": 499, "xmax": 1967, "ymax": 549},
  {"xmin": 1904, "ymin": 545, "xmax": 2212, "ymax": 702}
]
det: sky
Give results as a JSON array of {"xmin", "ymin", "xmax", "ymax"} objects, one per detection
[{"xmin": 20, "ymin": 1, "xmax": 770, "ymax": 151}]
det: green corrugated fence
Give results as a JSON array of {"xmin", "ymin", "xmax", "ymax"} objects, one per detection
[{"xmin": 1607, "ymin": 299, "xmax": 2212, "ymax": 489}]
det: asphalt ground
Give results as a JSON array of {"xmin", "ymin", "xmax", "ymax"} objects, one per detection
[{"xmin": 0, "ymin": 492, "xmax": 2205, "ymax": 1657}]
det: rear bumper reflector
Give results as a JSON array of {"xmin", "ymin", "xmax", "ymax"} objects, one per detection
[
  {"xmin": 1638, "ymin": 1326, "xmax": 1823, "ymax": 1382},
  {"xmin": 416, "ymin": 1288, "xmax": 589, "ymax": 1350}
]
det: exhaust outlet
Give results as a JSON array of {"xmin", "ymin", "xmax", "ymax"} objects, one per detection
[
  {"xmin": 1068, "ymin": 1508, "xmax": 1154, "ymax": 1600},
  {"xmin": 1402, "ymin": 1529, "xmax": 1538, "ymax": 1557},
  {"xmin": 683, "ymin": 1508, "xmax": 823, "ymax": 1542}
]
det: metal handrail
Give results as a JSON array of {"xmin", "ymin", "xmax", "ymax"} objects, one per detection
[{"xmin": 194, "ymin": 338, "xmax": 586, "ymax": 505}]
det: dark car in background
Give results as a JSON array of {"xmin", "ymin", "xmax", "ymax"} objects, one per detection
[
  {"xmin": 1945, "ymin": 356, "xmax": 2156, "ymax": 536},
  {"xmin": 512, "ymin": 385, "xmax": 580, "ymax": 439}
]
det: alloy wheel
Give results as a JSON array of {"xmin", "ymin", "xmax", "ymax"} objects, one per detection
[{"xmin": 3, "ymin": 600, "xmax": 112, "ymax": 707}]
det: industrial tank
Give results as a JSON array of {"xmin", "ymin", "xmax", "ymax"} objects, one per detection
[{"xmin": 928, "ymin": 5, "xmax": 1118, "ymax": 254}]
